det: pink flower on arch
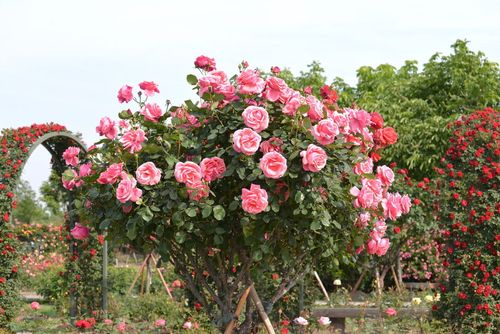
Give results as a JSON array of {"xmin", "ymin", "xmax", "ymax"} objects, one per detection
[
  {"xmin": 116, "ymin": 176, "xmax": 142, "ymax": 203},
  {"xmin": 97, "ymin": 163, "xmax": 124, "ymax": 184},
  {"xmin": 136, "ymin": 162, "xmax": 162, "ymax": 186},
  {"xmin": 241, "ymin": 184, "xmax": 268, "ymax": 214},
  {"xmin": 233, "ymin": 128, "xmax": 261, "ymax": 155},
  {"xmin": 200, "ymin": 157, "xmax": 226, "ymax": 182},
  {"xmin": 96, "ymin": 116, "xmax": 119, "ymax": 139},
  {"xmin": 259, "ymin": 151, "xmax": 287, "ymax": 179},
  {"xmin": 141, "ymin": 103, "xmax": 163, "ymax": 122},
  {"xmin": 62, "ymin": 146, "xmax": 80, "ymax": 166},
  {"xmin": 117, "ymin": 85, "xmax": 133, "ymax": 103},
  {"xmin": 242, "ymin": 106, "xmax": 269, "ymax": 133},
  {"xmin": 300, "ymin": 144, "xmax": 327, "ymax": 172},
  {"xmin": 237, "ymin": 69, "xmax": 265, "ymax": 95},
  {"xmin": 139, "ymin": 81, "xmax": 159, "ymax": 97},
  {"xmin": 311, "ymin": 118, "xmax": 339, "ymax": 145},
  {"xmin": 71, "ymin": 223, "xmax": 90, "ymax": 240},
  {"xmin": 120, "ymin": 129, "xmax": 146, "ymax": 154},
  {"xmin": 263, "ymin": 76, "xmax": 288, "ymax": 102}
]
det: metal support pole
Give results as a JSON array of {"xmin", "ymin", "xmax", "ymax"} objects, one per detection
[{"xmin": 102, "ymin": 234, "xmax": 108, "ymax": 315}]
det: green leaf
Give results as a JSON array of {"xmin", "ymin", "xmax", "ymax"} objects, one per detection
[
  {"xmin": 295, "ymin": 191, "xmax": 305, "ymax": 203},
  {"xmin": 175, "ymin": 231, "xmax": 186, "ymax": 244},
  {"xmin": 172, "ymin": 211, "xmax": 184, "ymax": 226},
  {"xmin": 186, "ymin": 74, "xmax": 198, "ymax": 85},
  {"xmin": 202, "ymin": 206, "xmax": 212, "ymax": 218},
  {"xmin": 139, "ymin": 207, "xmax": 154, "ymax": 222},
  {"xmin": 310, "ymin": 221, "xmax": 321, "ymax": 231},
  {"xmin": 185, "ymin": 207, "xmax": 197, "ymax": 217},
  {"xmin": 213, "ymin": 205, "xmax": 226, "ymax": 221}
]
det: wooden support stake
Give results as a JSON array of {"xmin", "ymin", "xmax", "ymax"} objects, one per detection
[
  {"xmin": 127, "ymin": 254, "xmax": 149, "ymax": 294},
  {"xmin": 375, "ymin": 267, "xmax": 382, "ymax": 296},
  {"xmin": 224, "ymin": 286, "xmax": 252, "ymax": 334},
  {"xmin": 391, "ymin": 265, "xmax": 401, "ymax": 292},
  {"xmin": 150, "ymin": 254, "xmax": 174, "ymax": 301},
  {"xmin": 313, "ymin": 271, "xmax": 330, "ymax": 302},
  {"xmin": 351, "ymin": 269, "xmax": 367, "ymax": 294},
  {"xmin": 249, "ymin": 285, "xmax": 276, "ymax": 334}
]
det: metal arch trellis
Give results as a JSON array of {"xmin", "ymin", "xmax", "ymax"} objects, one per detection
[{"xmin": 0, "ymin": 125, "xmax": 106, "ymax": 320}]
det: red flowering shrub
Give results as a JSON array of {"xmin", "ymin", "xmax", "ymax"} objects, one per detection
[{"xmin": 435, "ymin": 108, "xmax": 500, "ymax": 333}]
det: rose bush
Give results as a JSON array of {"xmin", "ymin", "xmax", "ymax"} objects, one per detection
[
  {"xmin": 74, "ymin": 57, "xmax": 410, "ymax": 332},
  {"xmin": 434, "ymin": 108, "xmax": 499, "ymax": 333}
]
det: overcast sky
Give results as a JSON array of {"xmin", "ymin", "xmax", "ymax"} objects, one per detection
[{"xmin": 1, "ymin": 0, "xmax": 499, "ymax": 195}]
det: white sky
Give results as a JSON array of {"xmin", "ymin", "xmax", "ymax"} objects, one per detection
[{"xmin": 0, "ymin": 0, "xmax": 499, "ymax": 195}]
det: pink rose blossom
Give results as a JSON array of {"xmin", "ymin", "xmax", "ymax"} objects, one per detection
[
  {"xmin": 200, "ymin": 157, "xmax": 226, "ymax": 182},
  {"xmin": 117, "ymin": 85, "xmax": 133, "ymax": 103},
  {"xmin": 138, "ymin": 81, "xmax": 159, "ymax": 96},
  {"xmin": 367, "ymin": 237, "xmax": 390, "ymax": 256},
  {"xmin": 136, "ymin": 162, "xmax": 162, "ymax": 186},
  {"xmin": 71, "ymin": 223, "xmax": 90, "ymax": 240},
  {"xmin": 175, "ymin": 162, "xmax": 202, "ymax": 185},
  {"xmin": 353, "ymin": 158, "xmax": 373, "ymax": 175},
  {"xmin": 103, "ymin": 319, "xmax": 113, "ymax": 325},
  {"xmin": 237, "ymin": 69, "xmax": 265, "ymax": 95},
  {"xmin": 97, "ymin": 163, "xmax": 123, "ymax": 184},
  {"xmin": 96, "ymin": 117, "xmax": 118, "ymax": 140},
  {"xmin": 259, "ymin": 152, "xmax": 287, "ymax": 179},
  {"xmin": 263, "ymin": 76, "xmax": 288, "ymax": 102},
  {"xmin": 305, "ymin": 95, "xmax": 324, "ymax": 121},
  {"xmin": 400, "ymin": 194, "xmax": 412, "ymax": 214},
  {"xmin": 347, "ymin": 108, "xmax": 371, "ymax": 134},
  {"xmin": 116, "ymin": 321, "xmax": 127, "ymax": 332},
  {"xmin": 116, "ymin": 176, "xmax": 142, "ymax": 203},
  {"xmin": 282, "ymin": 91, "xmax": 305, "ymax": 116},
  {"xmin": 356, "ymin": 212, "xmax": 370, "ymax": 229},
  {"xmin": 350, "ymin": 178, "xmax": 383, "ymax": 209},
  {"xmin": 241, "ymin": 184, "xmax": 268, "ymax": 214},
  {"xmin": 385, "ymin": 308, "xmax": 397, "ymax": 316},
  {"xmin": 187, "ymin": 181, "xmax": 210, "ymax": 201},
  {"xmin": 260, "ymin": 137, "xmax": 283, "ymax": 154},
  {"xmin": 198, "ymin": 70, "xmax": 236, "ymax": 101},
  {"xmin": 300, "ymin": 144, "xmax": 327, "ymax": 172},
  {"xmin": 120, "ymin": 129, "xmax": 146, "ymax": 154},
  {"xmin": 311, "ymin": 118, "xmax": 339, "ymax": 145},
  {"xmin": 62, "ymin": 169, "xmax": 79, "ymax": 190},
  {"xmin": 155, "ymin": 319, "xmax": 166, "ymax": 327},
  {"xmin": 30, "ymin": 302, "xmax": 40, "ymax": 310},
  {"xmin": 141, "ymin": 103, "xmax": 163, "ymax": 122},
  {"xmin": 233, "ymin": 128, "xmax": 261, "ymax": 155},
  {"xmin": 242, "ymin": 106, "xmax": 269, "ymax": 132},
  {"xmin": 119, "ymin": 120, "xmax": 131, "ymax": 130},
  {"xmin": 318, "ymin": 316, "xmax": 331, "ymax": 326},
  {"xmin": 79, "ymin": 163, "xmax": 92, "ymax": 177},
  {"xmin": 271, "ymin": 66, "xmax": 281, "ymax": 74},
  {"xmin": 382, "ymin": 193, "xmax": 403, "ymax": 220},
  {"xmin": 376, "ymin": 165, "xmax": 395, "ymax": 186},
  {"xmin": 328, "ymin": 111, "xmax": 350, "ymax": 134},
  {"xmin": 183, "ymin": 321, "xmax": 193, "ymax": 329},
  {"xmin": 373, "ymin": 220, "xmax": 387, "ymax": 238},
  {"xmin": 294, "ymin": 317, "xmax": 309, "ymax": 326},
  {"xmin": 62, "ymin": 146, "xmax": 80, "ymax": 166},
  {"xmin": 194, "ymin": 55, "xmax": 216, "ymax": 71}
]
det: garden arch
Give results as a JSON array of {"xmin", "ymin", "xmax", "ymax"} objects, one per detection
[{"xmin": 0, "ymin": 123, "xmax": 95, "ymax": 321}]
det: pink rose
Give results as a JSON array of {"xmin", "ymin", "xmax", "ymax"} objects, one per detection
[
  {"xmin": 237, "ymin": 69, "xmax": 265, "ymax": 95},
  {"xmin": 200, "ymin": 157, "xmax": 226, "ymax": 182},
  {"xmin": 373, "ymin": 220, "xmax": 387, "ymax": 238},
  {"xmin": 136, "ymin": 162, "xmax": 162, "ymax": 186},
  {"xmin": 116, "ymin": 176, "xmax": 143, "ymax": 203},
  {"xmin": 175, "ymin": 161, "xmax": 202, "ymax": 185},
  {"xmin": 305, "ymin": 95, "xmax": 324, "ymax": 121},
  {"xmin": 187, "ymin": 181, "xmax": 210, "ymax": 201},
  {"xmin": 318, "ymin": 316, "xmax": 331, "ymax": 326},
  {"xmin": 119, "ymin": 120, "xmax": 131, "ymax": 130},
  {"xmin": 141, "ymin": 103, "xmax": 163, "ymax": 122},
  {"xmin": 241, "ymin": 184, "xmax": 268, "ymax": 214},
  {"xmin": 356, "ymin": 212, "xmax": 371, "ymax": 229},
  {"xmin": 259, "ymin": 152, "xmax": 287, "ymax": 179},
  {"xmin": 374, "ymin": 127, "xmax": 398, "ymax": 146},
  {"xmin": 79, "ymin": 163, "xmax": 92, "ymax": 177},
  {"xmin": 120, "ymin": 129, "xmax": 146, "ymax": 154},
  {"xmin": 263, "ymin": 76, "xmax": 288, "ymax": 102},
  {"xmin": 400, "ymin": 194, "xmax": 412, "ymax": 214},
  {"xmin": 282, "ymin": 91, "xmax": 305, "ymax": 116},
  {"xmin": 311, "ymin": 118, "xmax": 339, "ymax": 145},
  {"xmin": 260, "ymin": 137, "xmax": 283, "ymax": 154},
  {"xmin": 116, "ymin": 321, "xmax": 127, "ymax": 332},
  {"xmin": 271, "ymin": 66, "xmax": 281, "ymax": 74},
  {"xmin": 300, "ymin": 144, "xmax": 327, "ymax": 172},
  {"xmin": 71, "ymin": 223, "xmax": 90, "ymax": 240},
  {"xmin": 353, "ymin": 158, "xmax": 373, "ymax": 175},
  {"xmin": 183, "ymin": 321, "xmax": 193, "ymax": 329},
  {"xmin": 382, "ymin": 193, "xmax": 403, "ymax": 221},
  {"xmin": 103, "ymin": 319, "xmax": 113, "ymax": 325},
  {"xmin": 293, "ymin": 317, "xmax": 309, "ymax": 326},
  {"xmin": 138, "ymin": 81, "xmax": 159, "ymax": 97},
  {"xmin": 367, "ymin": 237, "xmax": 390, "ymax": 256},
  {"xmin": 117, "ymin": 85, "xmax": 133, "ymax": 103},
  {"xmin": 30, "ymin": 302, "xmax": 40, "ymax": 310},
  {"xmin": 376, "ymin": 165, "xmax": 394, "ymax": 186},
  {"xmin": 97, "ymin": 163, "xmax": 123, "ymax": 184},
  {"xmin": 347, "ymin": 108, "xmax": 371, "ymax": 134},
  {"xmin": 242, "ymin": 106, "xmax": 269, "ymax": 132},
  {"xmin": 194, "ymin": 55, "xmax": 216, "ymax": 71},
  {"xmin": 351, "ymin": 178, "xmax": 383, "ymax": 209},
  {"xmin": 233, "ymin": 128, "xmax": 261, "ymax": 155},
  {"xmin": 62, "ymin": 146, "xmax": 80, "ymax": 166},
  {"xmin": 385, "ymin": 308, "xmax": 397, "ymax": 316},
  {"xmin": 62, "ymin": 169, "xmax": 79, "ymax": 190},
  {"xmin": 155, "ymin": 319, "xmax": 166, "ymax": 327},
  {"xmin": 329, "ymin": 111, "xmax": 350, "ymax": 134},
  {"xmin": 198, "ymin": 71, "xmax": 236, "ymax": 101}
]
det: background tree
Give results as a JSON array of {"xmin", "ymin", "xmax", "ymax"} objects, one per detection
[{"xmin": 12, "ymin": 180, "xmax": 48, "ymax": 224}]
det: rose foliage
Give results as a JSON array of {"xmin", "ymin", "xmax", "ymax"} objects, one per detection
[{"xmin": 74, "ymin": 59, "xmax": 410, "ymax": 331}]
